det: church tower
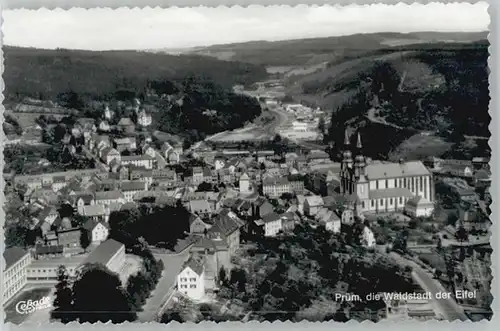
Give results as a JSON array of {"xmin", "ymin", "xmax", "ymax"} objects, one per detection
[
  {"xmin": 340, "ymin": 130, "xmax": 354, "ymax": 194},
  {"xmin": 354, "ymin": 132, "xmax": 366, "ymax": 178},
  {"xmin": 354, "ymin": 132, "xmax": 369, "ymax": 211}
]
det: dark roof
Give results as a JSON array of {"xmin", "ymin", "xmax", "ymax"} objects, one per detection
[
  {"xmin": 4, "ymin": 247, "xmax": 29, "ymax": 269},
  {"xmin": 82, "ymin": 239, "xmax": 124, "ymax": 267},
  {"xmin": 83, "ymin": 219, "xmax": 110, "ymax": 230},
  {"xmin": 183, "ymin": 257, "xmax": 204, "ymax": 276},
  {"xmin": 211, "ymin": 210, "xmax": 244, "ymax": 235},
  {"xmin": 262, "ymin": 212, "xmax": 281, "ymax": 224},
  {"xmin": 35, "ymin": 244, "xmax": 64, "ymax": 255}
]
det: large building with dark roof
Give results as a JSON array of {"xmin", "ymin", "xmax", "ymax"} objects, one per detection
[{"xmin": 3, "ymin": 247, "xmax": 31, "ymax": 304}]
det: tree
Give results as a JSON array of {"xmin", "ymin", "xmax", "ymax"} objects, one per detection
[
  {"xmin": 72, "ymin": 263, "xmax": 136, "ymax": 323},
  {"xmin": 456, "ymin": 226, "xmax": 468, "ymax": 243},
  {"xmin": 318, "ymin": 117, "xmax": 326, "ymax": 135},
  {"xmin": 218, "ymin": 266, "xmax": 228, "ymax": 286},
  {"xmin": 58, "ymin": 203, "xmax": 75, "ymax": 219},
  {"xmin": 51, "ymin": 265, "xmax": 74, "ymax": 323},
  {"xmin": 79, "ymin": 230, "xmax": 91, "ymax": 253},
  {"xmin": 161, "ymin": 308, "xmax": 184, "ymax": 324}
]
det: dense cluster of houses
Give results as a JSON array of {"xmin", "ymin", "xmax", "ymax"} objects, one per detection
[{"xmin": 6, "ymin": 101, "xmax": 492, "ymax": 307}]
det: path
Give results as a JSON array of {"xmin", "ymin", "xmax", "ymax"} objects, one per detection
[{"xmin": 388, "ymin": 252, "xmax": 468, "ymax": 321}]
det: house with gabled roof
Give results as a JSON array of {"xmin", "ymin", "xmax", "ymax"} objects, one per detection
[
  {"xmin": 83, "ymin": 219, "xmax": 110, "ymax": 243},
  {"xmin": 304, "ymin": 195, "xmax": 324, "ymax": 216},
  {"xmin": 189, "ymin": 214, "xmax": 212, "ymax": 235},
  {"xmin": 207, "ymin": 209, "xmax": 244, "ymax": 255},
  {"xmin": 177, "ymin": 256, "xmax": 205, "ymax": 300},
  {"xmin": 117, "ymin": 117, "xmax": 135, "ymax": 134}
]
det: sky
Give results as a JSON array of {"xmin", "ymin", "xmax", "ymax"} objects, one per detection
[{"xmin": 2, "ymin": 2, "xmax": 490, "ymax": 50}]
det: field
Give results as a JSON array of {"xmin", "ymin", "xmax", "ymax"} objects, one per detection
[{"xmin": 388, "ymin": 133, "xmax": 454, "ymax": 161}]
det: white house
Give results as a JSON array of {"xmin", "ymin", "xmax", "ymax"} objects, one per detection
[
  {"xmin": 177, "ymin": 257, "xmax": 205, "ymax": 300},
  {"xmin": 361, "ymin": 226, "xmax": 376, "ymax": 248},
  {"xmin": 261, "ymin": 212, "xmax": 282, "ymax": 237},
  {"xmin": 121, "ymin": 155, "xmax": 154, "ymax": 169},
  {"xmin": 303, "ymin": 196, "xmax": 324, "ymax": 216},
  {"xmin": 83, "ymin": 219, "xmax": 109, "ymax": 243},
  {"xmin": 239, "ymin": 173, "xmax": 251, "ymax": 194},
  {"xmin": 405, "ymin": 196, "xmax": 434, "ymax": 218}
]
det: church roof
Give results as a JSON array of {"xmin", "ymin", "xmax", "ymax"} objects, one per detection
[{"xmin": 365, "ymin": 161, "xmax": 430, "ymax": 179}]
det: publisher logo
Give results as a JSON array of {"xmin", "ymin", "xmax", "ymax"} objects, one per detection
[{"xmin": 15, "ymin": 297, "xmax": 52, "ymax": 315}]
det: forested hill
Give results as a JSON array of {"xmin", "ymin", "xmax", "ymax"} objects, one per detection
[
  {"xmin": 187, "ymin": 31, "xmax": 488, "ymax": 66},
  {"xmin": 319, "ymin": 40, "xmax": 490, "ymax": 160},
  {"xmin": 3, "ymin": 46, "xmax": 268, "ymax": 102}
]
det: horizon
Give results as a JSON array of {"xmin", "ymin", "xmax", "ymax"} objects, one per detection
[
  {"xmin": 2, "ymin": 3, "xmax": 489, "ymax": 51},
  {"xmin": 3, "ymin": 30, "xmax": 490, "ymax": 53}
]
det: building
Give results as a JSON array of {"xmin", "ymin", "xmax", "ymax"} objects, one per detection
[
  {"xmin": 3, "ymin": 248, "xmax": 31, "ymax": 304},
  {"xmin": 121, "ymin": 155, "xmax": 154, "ymax": 169},
  {"xmin": 177, "ymin": 257, "xmax": 205, "ymax": 300},
  {"xmin": 207, "ymin": 209, "xmax": 244, "ymax": 255},
  {"xmin": 304, "ymin": 195, "xmax": 325, "ymax": 216},
  {"xmin": 94, "ymin": 190, "xmax": 125, "ymax": 206},
  {"xmin": 83, "ymin": 219, "xmax": 110, "ymax": 243},
  {"xmin": 113, "ymin": 137, "xmax": 137, "ymax": 152},
  {"xmin": 189, "ymin": 215, "xmax": 212, "ymax": 235},
  {"xmin": 404, "ymin": 196, "xmax": 434, "ymax": 218},
  {"xmin": 100, "ymin": 147, "xmax": 121, "ymax": 166},
  {"xmin": 80, "ymin": 239, "xmax": 125, "ymax": 274},
  {"xmin": 262, "ymin": 177, "xmax": 291, "ymax": 198},
  {"xmin": 287, "ymin": 174, "xmax": 305, "ymax": 194},
  {"xmin": 339, "ymin": 132, "xmax": 434, "ymax": 214},
  {"xmin": 121, "ymin": 180, "xmax": 148, "ymax": 202},
  {"xmin": 260, "ymin": 212, "xmax": 282, "ymax": 237},
  {"xmin": 27, "ymin": 256, "xmax": 86, "ymax": 284},
  {"xmin": 117, "ymin": 118, "xmax": 135, "ymax": 133},
  {"xmin": 252, "ymin": 197, "xmax": 274, "ymax": 219},
  {"xmin": 189, "ymin": 200, "xmax": 212, "ymax": 217},
  {"xmin": 239, "ymin": 173, "xmax": 251, "ymax": 194},
  {"xmin": 79, "ymin": 204, "xmax": 110, "ymax": 222}
]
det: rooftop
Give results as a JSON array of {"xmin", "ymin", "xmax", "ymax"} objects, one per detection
[
  {"xmin": 366, "ymin": 161, "xmax": 430, "ymax": 179},
  {"xmin": 4, "ymin": 247, "xmax": 29, "ymax": 270},
  {"xmin": 81, "ymin": 239, "xmax": 124, "ymax": 267}
]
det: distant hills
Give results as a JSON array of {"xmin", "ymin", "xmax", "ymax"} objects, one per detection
[{"xmin": 177, "ymin": 31, "xmax": 488, "ymax": 67}]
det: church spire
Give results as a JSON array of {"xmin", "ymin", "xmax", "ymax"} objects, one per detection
[{"xmin": 356, "ymin": 132, "xmax": 363, "ymax": 149}]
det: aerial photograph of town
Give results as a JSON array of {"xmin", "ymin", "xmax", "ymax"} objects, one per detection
[{"xmin": 1, "ymin": 3, "xmax": 492, "ymax": 325}]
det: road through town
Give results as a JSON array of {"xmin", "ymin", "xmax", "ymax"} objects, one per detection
[{"xmin": 136, "ymin": 249, "xmax": 190, "ymax": 322}]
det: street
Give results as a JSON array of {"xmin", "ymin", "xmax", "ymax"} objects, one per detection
[
  {"xmin": 388, "ymin": 252, "xmax": 468, "ymax": 321},
  {"xmin": 136, "ymin": 249, "xmax": 190, "ymax": 322}
]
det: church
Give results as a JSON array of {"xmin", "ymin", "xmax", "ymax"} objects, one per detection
[{"xmin": 339, "ymin": 131, "xmax": 434, "ymax": 215}]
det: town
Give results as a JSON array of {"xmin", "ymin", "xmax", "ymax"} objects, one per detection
[{"xmin": 3, "ymin": 85, "xmax": 492, "ymax": 323}]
